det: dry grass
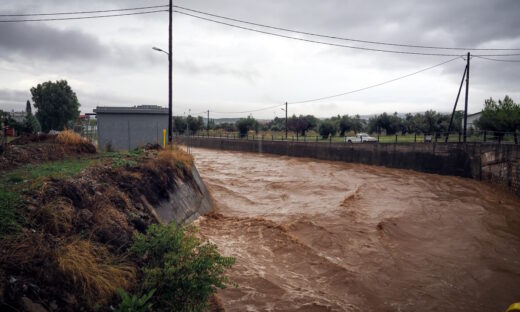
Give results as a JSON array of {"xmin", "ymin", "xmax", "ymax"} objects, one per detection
[
  {"xmin": 56, "ymin": 130, "xmax": 86, "ymax": 145},
  {"xmin": 56, "ymin": 238, "xmax": 136, "ymax": 304},
  {"xmin": 34, "ymin": 198, "xmax": 75, "ymax": 235},
  {"xmin": 157, "ymin": 147, "xmax": 194, "ymax": 174}
]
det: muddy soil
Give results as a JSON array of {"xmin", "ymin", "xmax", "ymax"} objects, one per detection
[
  {"xmin": 192, "ymin": 148, "xmax": 520, "ymax": 312},
  {"xmin": 0, "ymin": 135, "xmax": 96, "ymax": 171}
]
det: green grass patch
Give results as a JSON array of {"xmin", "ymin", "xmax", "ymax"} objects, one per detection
[
  {"xmin": 0, "ymin": 158, "xmax": 95, "ymax": 237},
  {"xmin": 2, "ymin": 158, "xmax": 94, "ymax": 191},
  {"xmin": 0, "ymin": 188, "xmax": 23, "ymax": 236},
  {"xmin": 102, "ymin": 148, "xmax": 147, "ymax": 168}
]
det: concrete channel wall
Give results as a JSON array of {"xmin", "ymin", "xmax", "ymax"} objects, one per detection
[{"xmin": 175, "ymin": 136, "xmax": 520, "ymax": 197}]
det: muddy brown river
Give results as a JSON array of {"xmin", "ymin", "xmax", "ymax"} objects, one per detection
[{"xmin": 191, "ymin": 148, "xmax": 520, "ymax": 312}]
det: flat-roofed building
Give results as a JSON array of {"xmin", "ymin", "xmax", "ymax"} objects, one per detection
[{"xmin": 94, "ymin": 105, "xmax": 168, "ymax": 150}]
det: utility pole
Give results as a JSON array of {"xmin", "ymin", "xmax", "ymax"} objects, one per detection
[
  {"xmin": 463, "ymin": 52, "xmax": 470, "ymax": 143},
  {"xmin": 207, "ymin": 110, "xmax": 210, "ymax": 135},
  {"xmin": 168, "ymin": 0, "xmax": 173, "ymax": 143},
  {"xmin": 285, "ymin": 102, "xmax": 288, "ymax": 139}
]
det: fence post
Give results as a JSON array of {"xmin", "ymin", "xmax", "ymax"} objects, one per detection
[
  {"xmin": 483, "ymin": 131, "xmax": 487, "ymax": 142},
  {"xmin": 459, "ymin": 132, "xmax": 462, "ymax": 142},
  {"xmin": 329, "ymin": 135, "xmax": 332, "ymax": 144},
  {"xmin": 272, "ymin": 135, "xmax": 274, "ymax": 141},
  {"xmin": 395, "ymin": 134, "xmax": 398, "ymax": 144},
  {"xmin": 377, "ymin": 134, "xmax": 380, "ymax": 142}
]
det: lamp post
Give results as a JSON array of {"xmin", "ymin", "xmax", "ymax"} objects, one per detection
[
  {"xmin": 152, "ymin": 47, "xmax": 173, "ymax": 143},
  {"xmin": 152, "ymin": 46, "xmax": 172, "ymax": 143}
]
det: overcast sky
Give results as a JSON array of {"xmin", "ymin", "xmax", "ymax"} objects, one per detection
[{"xmin": 1, "ymin": 0, "xmax": 519, "ymax": 119}]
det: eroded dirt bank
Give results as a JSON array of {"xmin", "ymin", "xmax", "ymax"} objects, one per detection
[{"xmin": 192, "ymin": 148, "xmax": 520, "ymax": 312}]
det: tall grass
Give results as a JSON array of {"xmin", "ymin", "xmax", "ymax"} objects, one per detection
[
  {"xmin": 56, "ymin": 130, "xmax": 87, "ymax": 145},
  {"xmin": 57, "ymin": 239, "xmax": 136, "ymax": 304}
]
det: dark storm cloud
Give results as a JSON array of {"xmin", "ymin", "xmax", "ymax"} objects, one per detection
[{"xmin": 0, "ymin": 23, "xmax": 105, "ymax": 61}]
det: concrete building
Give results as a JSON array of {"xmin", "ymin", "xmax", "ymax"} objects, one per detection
[
  {"xmin": 464, "ymin": 112, "xmax": 482, "ymax": 130},
  {"xmin": 94, "ymin": 105, "xmax": 168, "ymax": 151}
]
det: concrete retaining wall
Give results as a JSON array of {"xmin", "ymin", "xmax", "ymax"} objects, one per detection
[
  {"xmin": 155, "ymin": 166, "xmax": 214, "ymax": 224},
  {"xmin": 175, "ymin": 136, "xmax": 520, "ymax": 197}
]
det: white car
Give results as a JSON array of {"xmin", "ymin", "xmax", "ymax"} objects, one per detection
[{"xmin": 345, "ymin": 133, "xmax": 378, "ymax": 143}]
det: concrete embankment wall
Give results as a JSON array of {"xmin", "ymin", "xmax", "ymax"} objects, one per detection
[
  {"xmin": 155, "ymin": 166, "xmax": 214, "ymax": 224},
  {"xmin": 175, "ymin": 136, "xmax": 520, "ymax": 196}
]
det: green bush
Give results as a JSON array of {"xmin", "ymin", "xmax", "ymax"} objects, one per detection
[
  {"xmin": 116, "ymin": 289, "xmax": 155, "ymax": 312},
  {"xmin": 131, "ymin": 223, "xmax": 235, "ymax": 312}
]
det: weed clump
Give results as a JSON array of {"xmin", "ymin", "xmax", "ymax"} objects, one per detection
[
  {"xmin": 56, "ymin": 130, "xmax": 86, "ymax": 145},
  {"xmin": 130, "ymin": 223, "xmax": 235, "ymax": 311},
  {"xmin": 156, "ymin": 147, "xmax": 194, "ymax": 178},
  {"xmin": 56, "ymin": 239, "xmax": 136, "ymax": 304}
]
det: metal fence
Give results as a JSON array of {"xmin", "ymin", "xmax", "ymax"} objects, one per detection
[{"xmin": 177, "ymin": 130, "xmax": 519, "ymax": 145}]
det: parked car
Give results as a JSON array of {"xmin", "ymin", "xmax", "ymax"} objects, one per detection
[{"xmin": 345, "ymin": 133, "xmax": 377, "ymax": 143}]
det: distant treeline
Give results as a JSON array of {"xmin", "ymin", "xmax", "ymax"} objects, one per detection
[{"xmin": 173, "ymin": 95, "xmax": 519, "ymax": 139}]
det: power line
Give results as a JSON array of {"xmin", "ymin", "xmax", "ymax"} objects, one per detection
[
  {"xmin": 0, "ymin": 9, "xmax": 167, "ymax": 22},
  {"xmin": 474, "ymin": 56, "xmax": 520, "ymax": 63},
  {"xmin": 289, "ymin": 56, "xmax": 462, "ymax": 105},
  {"xmin": 212, "ymin": 104, "xmax": 285, "ymax": 114},
  {"xmin": 0, "ymin": 5, "xmax": 168, "ymax": 17},
  {"xmin": 173, "ymin": 5, "xmax": 520, "ymax": 52},
  {"xmin": 173, "ymin": 10, "xmax": 520, "ymax": 58},
  {"xmin": 173, "ymin": 10, "xmax": 466, "ymax": 57}
]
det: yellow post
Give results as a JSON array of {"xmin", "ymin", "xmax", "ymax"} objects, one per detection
[
  {"xmin": 506, "ymin": 303, "xmax": 520, "ymax": 312},
  {"xmin": 162, "ymin": 128, "xmax": 166, "ymax": 148}
]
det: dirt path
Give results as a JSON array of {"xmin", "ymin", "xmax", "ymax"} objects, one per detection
[{"xmin": 192, "ymin": 148, "xmax": 520, "ymax": 312}]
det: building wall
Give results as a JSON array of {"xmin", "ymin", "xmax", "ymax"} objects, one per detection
[{"xmin": 97, "ymin": 113, "xmax": 168, "ymax": 150}]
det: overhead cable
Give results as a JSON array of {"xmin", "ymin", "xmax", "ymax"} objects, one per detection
[
  {"xmin": 474, "ymin": 56, "xmax": 520, "ymax": 62},
  {"xmin": 211, "ymin": 104, "xmax": 285, "ymax": 114},
  {"xmin": 173, "ymin": 10, "xmax": 520, "ymax": 58},
  {"xmin": 0, "ymin": 5, "xmax": 168, "ymax": 17},
  {"xmin": 0, "ymin": 9, "xmax": 167, "ymax": 22},
  {"xmin": 173, "ymin": 5, "xmax": 520, "ymax": 52},
  {"xmin": 289, "ymin": 56, "xmax": 462, "ymax": 104}
]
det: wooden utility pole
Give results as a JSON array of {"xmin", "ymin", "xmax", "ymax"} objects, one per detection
[
  {"xmin": 285, "ymin": 102, "xmax": 288, "ymax": 139},
  {"xmin": 207, "ymin": 110, "xmax": 210, "ymax": 135},
  {"xmin": 463, "ymin": 52, "xmax": 470, "ymax": 143},
  {"xmin": 446, "ymin": 65, "xmax": 467, "ymax": 143},
  {"xmin": 168, "ymin": 0, "xmax": 173, "ymax": 143}
]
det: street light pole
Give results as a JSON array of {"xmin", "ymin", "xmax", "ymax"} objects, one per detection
[{"xmin": 168, "ymin": 0, "xmax": 173, "ymax": 143}]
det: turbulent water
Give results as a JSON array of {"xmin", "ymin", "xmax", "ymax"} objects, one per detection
[{"xmin": 192, "ymin": 148, "xmax": 520, "ymax": 312}]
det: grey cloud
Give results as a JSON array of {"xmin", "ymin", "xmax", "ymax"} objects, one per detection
[
  {"xmin": 0, "ymin": 23, "xmax": 105, "ymax": 61},
  {"xmin": 0, "ymin": 89, "xmax": 31, "ymax": 110},
  {"xmin": 174, "ymin": 59, "xmax": 260, "ymax": 82}
]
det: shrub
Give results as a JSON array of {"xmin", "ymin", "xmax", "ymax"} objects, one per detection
[
  {"xmin": 116, "ymin": 289, "xmax": 155, "ymax": 312},
  {"xmin": 131, "ymin": 223, "xmax": 235, "ymax": 312},
  {"xmin": 56, "ymin": 129, "xmax": 86, "ymax": 145}
]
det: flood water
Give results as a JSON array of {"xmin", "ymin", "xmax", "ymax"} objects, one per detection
[{"xmin": 192, "ymin": 148, "xmax": 520, "ymax": 312}]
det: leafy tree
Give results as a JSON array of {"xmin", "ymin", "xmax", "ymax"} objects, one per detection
[
  {"xmin": 173, "ymin": 116, "xmax": 187, "ymax": 134},
  {"xmin": 235, "ymin": 116, "xmax": 257, "ymax": 137},
  {"xmin": 339, "ymin": 115, "xmax": 365, "ymax": 135},
  {"xmin": 318, "ymin": 120, "xmax": 337, "ymax": 138},
  {"xmin": 31, "ymin": 80, "xmax": 80, "ymax": 132},
  {"xmin": 186, "ymin": 115, "xmax": 204, "ymax": 133},
  {"xmin": 367, "ymin": 112, "xmax": 401, "ymax": 135},
  {"xmin": 475, "ymin": 95, "xmax": 520, "ymax": 141},
  {"xmin": 214, "ymin": 122, "xmax": 236, "ymax": 132}
]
